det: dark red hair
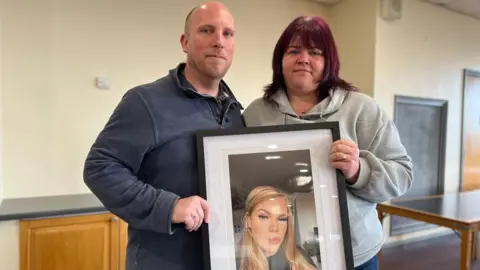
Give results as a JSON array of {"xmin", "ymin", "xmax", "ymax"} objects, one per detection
[{"xmin": 263, "ymin": 16, "xmax": 357, "ymax": 101}]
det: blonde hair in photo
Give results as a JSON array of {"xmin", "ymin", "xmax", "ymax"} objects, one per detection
[{"xmin": 238, "ymin": 185, "xmax": 317, "ymax": 270}]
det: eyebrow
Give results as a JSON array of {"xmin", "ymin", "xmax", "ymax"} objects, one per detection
[
  {"xmin": 257, "ymin": 209, "xmax": 288, "ymax": 217},
  {"xmin": 198, "ymin": 24, "xmax": 236, "ymax": 32},
  {"xmin": 257, "ymin": 208, "xmax": 270, "ymax": 214},
  {"xmin": 288, "ymin": 45, "xmax": 321, "ymax": 50}
]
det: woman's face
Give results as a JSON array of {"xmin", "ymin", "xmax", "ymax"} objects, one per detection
[
  {"xmin": 281, "ymin": 38, "xmax": 325, "ymax": 96},
  {"xmin": 246, "ymin": 197, "xmax": 289, "ymax": 256}
]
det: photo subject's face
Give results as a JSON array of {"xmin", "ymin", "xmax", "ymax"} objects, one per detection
[{"xmin": 248, "ymin": 198, "xmax": 289, "ymax": 256}]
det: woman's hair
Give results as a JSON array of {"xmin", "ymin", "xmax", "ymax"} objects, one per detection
[
  {"xmin": 263, "ymin": 15, "xmax": 357, "ymax": 102},
  {"xmin": 238, "ymin": 186, "xmax": 316, "ymax": 270}
]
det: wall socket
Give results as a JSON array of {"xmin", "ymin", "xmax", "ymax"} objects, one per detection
[{"xmin": 95, "ymin": 77, "xmax": 110, "ymax": 90}]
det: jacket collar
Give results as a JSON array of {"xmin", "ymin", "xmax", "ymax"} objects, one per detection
[{"xmin": 168, "ymin": 63, "xmax": 243, "ymax": 110}]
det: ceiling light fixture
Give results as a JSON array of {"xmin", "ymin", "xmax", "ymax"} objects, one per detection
[
  {"xmin": 295, "ymin": 162, "xmax": 309, "ymax": 167},
  {"xmin": 295, "ymin": 176, "xmax": 312, "ymax": 186},
  {"xmin": 265, "ymin": 155, "xmax": 281, "ymax": 160}
]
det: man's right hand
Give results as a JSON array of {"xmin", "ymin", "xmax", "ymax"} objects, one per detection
[{"xmin": 171, "ymin": 196, "xmax": 211, "ymax": 232}]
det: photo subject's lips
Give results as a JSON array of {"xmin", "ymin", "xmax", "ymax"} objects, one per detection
[{"xmin": 269, "ymin": 237, "xmax": 281, "ymax": 245}]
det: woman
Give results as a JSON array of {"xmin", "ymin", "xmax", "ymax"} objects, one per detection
[
  {"xmin": 238, "ymin": 186, "xmax": 318, "ymax": 270},
  {"xmin": 242, "ymin": 16, "xmax": 413, "ymax": 270}
]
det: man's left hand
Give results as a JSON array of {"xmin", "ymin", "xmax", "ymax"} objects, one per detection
[{"xmin": 330, "ymin": 139, "xmax": 360, "ymax": 184}]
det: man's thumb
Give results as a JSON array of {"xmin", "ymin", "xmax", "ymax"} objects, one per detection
[{"xmin": 200, "ymin": 198, "xmax": 211, "ymax": 223}]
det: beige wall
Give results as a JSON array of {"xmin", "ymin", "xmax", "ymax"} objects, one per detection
[
  {"xmin": 1, "ymin": 0, "xmax": 480, "ymax": 268},
  {"xmin": 0, "ymin": 220, "xmax": 19, "ymax": 270},
  {"xmin": 0, "ymin": 1, "xmax": 328, "ymax": 269},
  {"xmin": 374, "ymin": 0, "xmax": 480, "ymax": 243},
  {"xmin": 319, "ymin": 0, "xmax": 480, "ymax": 244},
  {"xmin": 0, "ymin": 8, "xmax": 3, "ymax": 200},
  {"xmin": 328, "ymin": 0, "xmax": 377, "ymax": 97},
  {"xmin": 0, "ymin": 0, "xmax": 328, "ymax": 199}
]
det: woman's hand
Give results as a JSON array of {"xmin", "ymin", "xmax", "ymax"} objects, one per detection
[{"xmin": 330, "ymin": 139, "xmax": 360, "ymax": 184}]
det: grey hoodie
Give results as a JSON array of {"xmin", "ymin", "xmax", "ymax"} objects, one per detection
[{"xmin": 242, "ymin": 88, "xmax": 413, "ymax": 267}]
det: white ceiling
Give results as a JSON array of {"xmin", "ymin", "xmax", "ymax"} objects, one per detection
[{"xmin": 424, "ymin": 0, "xmax": 480, "ymax": 20}]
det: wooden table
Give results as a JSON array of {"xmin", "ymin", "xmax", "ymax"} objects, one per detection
[{"xmin": 377, "ymin": 190, "xmax": 480, "ymax": 270}]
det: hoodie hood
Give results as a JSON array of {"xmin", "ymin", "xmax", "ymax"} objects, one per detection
[{"xmin": 271, "ymin": 87, "xmax": 349, "ymax": 119}]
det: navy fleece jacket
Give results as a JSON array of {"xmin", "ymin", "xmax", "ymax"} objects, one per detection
[{"xmin": 83, "ymin": 63, "xmax": 244, "ymax": 270}]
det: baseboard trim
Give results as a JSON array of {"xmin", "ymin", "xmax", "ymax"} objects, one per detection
[{"xmin": 383, "ymin": 227, "xmax": 453, "ymax": 248}]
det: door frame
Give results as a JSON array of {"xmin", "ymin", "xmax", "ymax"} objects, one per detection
[
  {"xmin": 459, "ymin": 68, "xmax": 480, "ymax": 192},
  {"xmin": 390, "ymin": 95, "xmax": 448, "ymax": 236},
  {"xmin": 393, "ymin": 95, "xmax": 448, "ymax": 196}
]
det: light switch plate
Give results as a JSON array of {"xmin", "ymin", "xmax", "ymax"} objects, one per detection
[{"xmin": 95, "ymin": 77, "xmax": 110, "ymax": 90}]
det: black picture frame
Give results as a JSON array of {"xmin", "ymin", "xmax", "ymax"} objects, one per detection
[{"xmin": 196, "ymin": 122, "xmax": 354, "ymax": 270}]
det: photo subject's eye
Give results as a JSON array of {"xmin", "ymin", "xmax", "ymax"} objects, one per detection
[{"xmin": 258, "ymin": 215, "xmax": 268, "ymax": 220}]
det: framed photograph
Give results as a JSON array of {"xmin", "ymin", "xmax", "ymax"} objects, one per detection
[{"xmin": 196, "ymin": 122, "xmax": 354, "ymax": 270}]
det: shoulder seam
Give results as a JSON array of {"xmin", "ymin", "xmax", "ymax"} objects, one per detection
[{"xmin": 133, "ymin": 91, "xmax": 159, "ymax": 146}]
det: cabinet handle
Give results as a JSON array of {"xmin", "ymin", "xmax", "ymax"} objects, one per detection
[{"xmin": 112, "ymin": 217, "xmax": 119, "ymax": 222}]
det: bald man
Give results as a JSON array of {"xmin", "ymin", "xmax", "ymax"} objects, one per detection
[{"xmin": 83, "ymin": 2, "xmax": 244, "ymax": 269}]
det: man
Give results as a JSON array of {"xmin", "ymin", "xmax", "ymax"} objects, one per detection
[{"xmin": 83, "ymin": 2, "xmax": 243, "ymax": 269}]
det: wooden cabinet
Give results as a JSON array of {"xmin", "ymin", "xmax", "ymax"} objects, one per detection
[{"xmin": 19, "ymin": 213, "xmax": 127, "ymax": 270}]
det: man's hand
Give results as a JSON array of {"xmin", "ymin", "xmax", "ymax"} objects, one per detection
[{"xmin": 172, "ymin": 196, "xmax": 211, "ymax": 232}]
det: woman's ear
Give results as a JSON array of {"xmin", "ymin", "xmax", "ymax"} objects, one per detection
[{"xmin": 244, "ymin": 215, "xmax": 251, "ymax": 230}]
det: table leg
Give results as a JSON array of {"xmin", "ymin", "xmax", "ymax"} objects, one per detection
[
  {"xmin": 461, "ymin": 229, "xmax": 474, "ymax": 270},
  {"xmin": 472, "ymin": 231, "xmax": 478, "ymax": 261}
]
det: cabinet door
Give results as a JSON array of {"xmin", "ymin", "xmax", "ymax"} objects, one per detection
[{"xmin": 20, "ymin": 213, "xmax": 125, "ymax": 270}]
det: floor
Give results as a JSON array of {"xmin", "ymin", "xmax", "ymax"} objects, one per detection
[{"xmin": 381, "ymin": 233, "xmax": 480, "ymax": 270}]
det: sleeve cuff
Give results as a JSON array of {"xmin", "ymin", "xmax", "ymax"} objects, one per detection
[
  {"xmin": 348, "ymin": 158, "xmax": 371, "ymax": 190},
  {"xmin": 154, "ymin": 190, "xmax": 179, "ymax": 234},
  {"xmin": 167, "ymin": 196, "xmax": 180, "ymax": 235}
]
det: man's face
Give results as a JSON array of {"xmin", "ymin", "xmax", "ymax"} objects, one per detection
[{"xmin": 181, "ymin": 5, "xmax": 235, "ymax": 79}]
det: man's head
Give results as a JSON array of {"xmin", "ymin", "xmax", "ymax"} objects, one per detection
[{"xmin": 180, "ymin": 1, "xmax": 235, "ymax": 80}]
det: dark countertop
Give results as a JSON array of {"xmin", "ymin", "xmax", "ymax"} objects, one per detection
[{"xmin": 0, "ymin": 193, "xmax": 107, "ymax": 221}]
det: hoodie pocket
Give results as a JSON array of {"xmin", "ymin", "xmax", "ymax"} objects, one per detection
[{"xmin": 345, "ymin": 190, "xmax": 377, "ymax": 249}]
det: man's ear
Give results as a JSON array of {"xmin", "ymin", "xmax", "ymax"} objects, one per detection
[{"xmin": 180, "ymin": 34, "xmax": 188, "ymax": 53}]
